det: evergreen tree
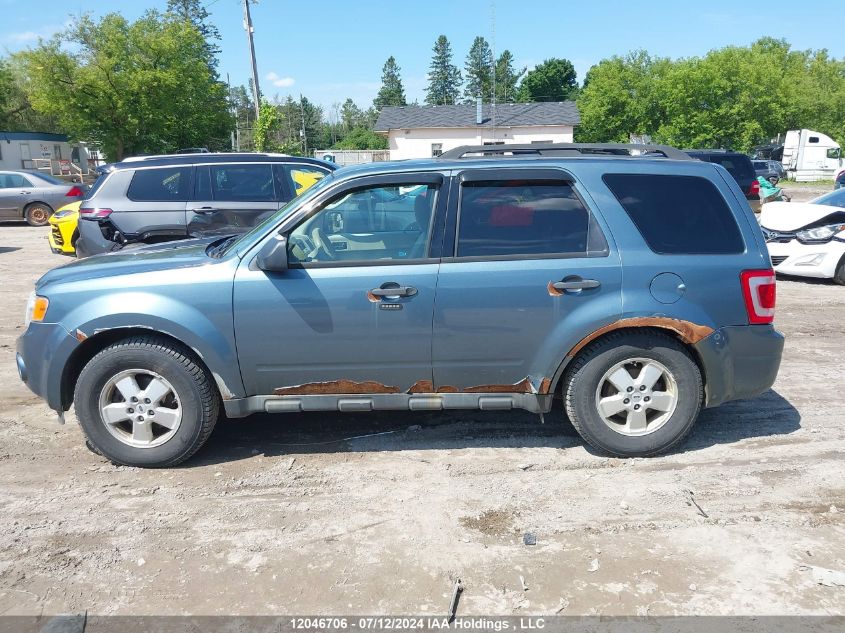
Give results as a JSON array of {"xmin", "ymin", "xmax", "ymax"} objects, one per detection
[
  {"xmin": 340, "ymin": 98, "xmax": 364, "ymax": 131},
  {"xmin": 493, "ymin": 50, "xmax": 525, "ymax": 103},
  {"xmin": 463, "ymin": 36, "xmax": 493, "ymax": 103},
  {"xmin": 425, "ymin": 35, "xmax": 462, "ymax": 105},
  {"xmin": 373, "ymin": 56, "xmax": 406, "ymax": 109}
]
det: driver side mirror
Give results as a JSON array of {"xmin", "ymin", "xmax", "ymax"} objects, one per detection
[{"xmin": 256, "ymin": 234, "xmax": 289, "ymax": 272}]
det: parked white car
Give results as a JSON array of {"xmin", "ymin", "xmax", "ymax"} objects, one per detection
[{"xmin": 761, "ymin": 189, "xmax": 845, "ymax": 284}]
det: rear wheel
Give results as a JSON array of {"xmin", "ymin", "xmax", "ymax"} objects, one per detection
[
  {"xmin": 74, "ymin": 336, "xmax": 219, "ymax": 467},
  {"xmin": 24, "ymin": 203, "xmax": 52, "ymax": 227},
  {"xmin": 563, "ymin": 330, "xmax": 703, "ymax": 457}
]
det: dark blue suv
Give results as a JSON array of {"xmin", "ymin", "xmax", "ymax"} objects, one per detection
[{"xmin": 17, "ymin": 144, "xmax": 784, "ymax": 467}]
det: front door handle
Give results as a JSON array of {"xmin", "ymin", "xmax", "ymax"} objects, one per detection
[
  {"xmin": 552, "ymin": 278, "xmax": 601, "ymax": 291},
  {"xmin": 368, "ymin": 284, "xmax": 418, "ymax": 299},
  {"xmin": 189, "ymin": 207, "xmax": 219, "ymax": 214}
]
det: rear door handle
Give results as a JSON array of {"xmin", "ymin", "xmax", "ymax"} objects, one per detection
[
  {"xmin": 551, "ymin": 278, "xmax": 601, "ymax": 291},
  {"xmin": 189, "ymin": 207, "xmax": 218, "ymax": 214},
  {"xmin": 369, "ymin": 285, "xmax": 418, "ymax": 298}
]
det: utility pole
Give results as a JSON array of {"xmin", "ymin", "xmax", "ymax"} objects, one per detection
[
  {"xmin": 299, "ymin": 94, "xmax": 307, "ymax": 156},
  {"xmin": 242, "ymin": 0, "xmax": 261, "ymax": 120}
]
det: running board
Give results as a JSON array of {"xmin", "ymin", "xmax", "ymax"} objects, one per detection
[{"xmin": 223, "ymin": 392, "xmax": 552, "ymax": 418}]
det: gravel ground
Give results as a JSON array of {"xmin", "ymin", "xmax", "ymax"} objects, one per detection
[{"xmin": 0, "ymin": 205, "xmax": 843, "ymax": 616}]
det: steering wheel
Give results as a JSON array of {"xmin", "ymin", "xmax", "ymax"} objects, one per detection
[{"xmin": 310, "ymin": 226, "xmax": 337, "ymax": 261}]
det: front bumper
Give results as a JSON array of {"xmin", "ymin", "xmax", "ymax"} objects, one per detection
[
  {"xmin": 694, "ymin": 325, "xmax": 784, "ymax": 408},
  {"xmin": 48, "ymin": 219, "xmax": 77, "ymax": 255},
  {"xmin": 767, "ymin": 238, "xmax": 845, "ymax": 279},
  {"xmin": 16, "ymin": 322, "xmax": 81, "ymax": 412}
]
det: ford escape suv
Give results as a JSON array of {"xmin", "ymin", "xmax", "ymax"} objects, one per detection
[
  {"xmin": 75, "ymin": 153, "xmax": 336, "ymax": 257},
  {"xmin": 17, "ymin": 143, "xmax": 784, "ymax": 467}
]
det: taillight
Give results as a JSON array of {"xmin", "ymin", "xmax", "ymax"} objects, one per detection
[
  {"xmin": 79, "ymin": 207, "xmax": 113, "ymax": 219},
  {"xmin": 65, "ymin": 186, "xmax": 84, "ymax": 197},
  {"xmin": 740, "ymin": 269, "xmax": 776, "ymax": 324},
  {"xmin": 748, "ymin": 179, "xmax": 760, "ymax": 196}
]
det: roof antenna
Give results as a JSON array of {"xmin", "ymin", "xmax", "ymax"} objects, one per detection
[{"xmin": 490, "ymin": 0, "xmax": 497, "ymax": 131}]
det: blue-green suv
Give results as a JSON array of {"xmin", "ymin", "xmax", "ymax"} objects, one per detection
[{"xmin": 16, "ymin": 144, "xmax": 784, "ymax": 467}]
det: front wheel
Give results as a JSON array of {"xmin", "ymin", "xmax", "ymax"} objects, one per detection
[
  {"xmin": 74, "ymin": 336, "xmax": 219, "ymax": 467},
  {"xmin": 563, "ymin": 330, "xmax": 703, "ymax": 457}
]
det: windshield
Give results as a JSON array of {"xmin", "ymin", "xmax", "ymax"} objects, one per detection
[
  {"xmin": 223, "ymin": 172, "xmax": 337, "ymax": 256},
  {"xmin": 811, "ymin": 188, "xmax": 845, "ymax": 209}
]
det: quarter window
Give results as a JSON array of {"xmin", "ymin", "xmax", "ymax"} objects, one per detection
[
  {"xmin": 285, "ymin": 165, "xmax": 329, "ymax": 199},
  {"xmin": 456, "ymin": 180, "xmax": 596, "ymax": 257},
  {"xmin": 288, "ymin": 184, "xmax": 438, "ymax": 264},
  {"xmin": 603, "ymin": 173, "xmax": 744, "ymax": 254},
  {"xmin": 127, "ymin": 167, "xmax": 191, "ymax": 201}
]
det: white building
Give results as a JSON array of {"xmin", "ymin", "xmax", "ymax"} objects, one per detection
[
  {"xmin": 0, "ymin": 131, "xmax": 100, "ymax": 176},
  {"xmin": 374, "ymin": 102, "xmax": 580, "ymax": 160}
]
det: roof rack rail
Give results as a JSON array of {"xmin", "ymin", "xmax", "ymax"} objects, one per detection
[{"xmin": 437, "ymin": 142, "xmax": 692, "ymax": 161}]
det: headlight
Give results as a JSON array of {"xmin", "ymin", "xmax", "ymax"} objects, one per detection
[
  {"xmin": 796, "ymin": 223, "xmax": 845, "ymax": 243},
  {"xmin": 24, "ymin": 291, "xmax": 49, "ymax": 326}
]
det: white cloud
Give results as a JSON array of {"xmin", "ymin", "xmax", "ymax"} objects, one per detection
[{"xmin": 266, "ymin": 72, "xmax": 295, "ymax": 88}]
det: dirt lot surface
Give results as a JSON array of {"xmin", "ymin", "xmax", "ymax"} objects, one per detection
[{"xmin": 0, "ymin": 198, "xmax": 843, "ymax": 616}]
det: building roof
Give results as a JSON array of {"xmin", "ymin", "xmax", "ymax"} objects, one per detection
[
  {"xmin": 0, "ymin": 131, "xmax": 69, "ymax": 142},
  {"xmin": 374, "ymin": 102, "xmax": 580, "ymax": 132}
]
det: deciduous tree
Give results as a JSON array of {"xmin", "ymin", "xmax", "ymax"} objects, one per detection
[
  {"xmin": 516, "ymin": 58, "xmax": 578, "ymax": 103},
  {"xmin": 19, "ymin": 11, "xmax": 232, "ymax": 160}
]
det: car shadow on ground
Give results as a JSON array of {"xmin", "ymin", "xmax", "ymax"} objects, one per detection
[
  {"xmin": 776, "ymin": 273, "xmax": 841, "ymax": 286},
  {"xmin": 0, "ymin": 246, "xmax": 21, "ymax": 254},
  {"xmin": 187, "ymin": 389, "xmax": 800, "ymax": 467}
]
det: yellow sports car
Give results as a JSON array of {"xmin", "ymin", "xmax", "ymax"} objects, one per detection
[{"xmin": 48, "ymin": 201, "xmax": 81, "ymax": 255}]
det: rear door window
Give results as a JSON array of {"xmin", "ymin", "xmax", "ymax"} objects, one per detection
[
  {"xmin": 602, "ymin": 173, "xmax": 744, "ymax": 254},
  {"xmin": 456, "ymin": 180, "xmax": 604, "ymax": 258},
  {"xmin": 209, "ymin": 164, "xmax": 275, "ymax": 202},
  {"xmin": 0, "ymin": 173, "xmax": 33, "ymax": 188},
  {"xmin": 127, "ymin": 167, "xmax": 192, "ymax": 201}
]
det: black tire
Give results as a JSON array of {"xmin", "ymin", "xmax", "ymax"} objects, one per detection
[
  {"xmin": 563, "ymin": 330, "xmax": 703, "ymax": 457},
  {"xmin": 74, "ymin": 336, "xmax": 219, "ymax": 467},
  {"xmin": 834, "ymin": 255, "xmax": 845, "ymax": 286},
  {"xmin": 24, "ymin": 203, "xmax": 53, "ymax": 227}
]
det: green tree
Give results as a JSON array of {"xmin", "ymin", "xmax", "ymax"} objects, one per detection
[
  {"xmin": 0, "ymin": 56, "xmax": 59, "ymax": 132},
  {"xmin": 18, "ymin": 11, "xmax": 232, "ymax": 160},
  {"xmin": 253, "ymin": 99, "xmax": 281, "ymax": 152},
  {"xmin": 166, "ymin": 0, "xmax": 220, "ymax": 61},
  {"xmin": 340, "ymin": 98, "xmax": 365, "ymax": 132},
  {"xmin": 493, "ymin": 50, "xmax": 525, "ymax": 103},
  {"xmin": 576, "ymin": 51, "xmax": 668, "ymax": 142},
  {"xmin": 463, "ymin": 36, "xmax": 493, "ymax": 103},
  {"xmin": 425, "ymin": 35, "xmax": 462, "ymax": 105},
  {"xmin": 374, "ymin": 56, "xmax": 406, "ymax": 109},
  {"xmin": 517, "ymin": 58, "xmax": 578, "ymax": 102},
  {"xmin": 335, "ymin": 127, "xmax": 388, "ymax": 150}
]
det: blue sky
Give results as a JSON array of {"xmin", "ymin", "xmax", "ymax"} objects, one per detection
[{"xmin": 1, "ymin": 0, "xmax": 842, "ymax": 112}]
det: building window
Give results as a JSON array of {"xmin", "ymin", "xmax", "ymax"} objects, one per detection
[
  {"xmin": 431, "ymin": 143, "xmax": 443, "ymax": 157},
  {"xmin": 530, "ymin": 140, "xmax": 553, "ymax": 144},
  {"xmin": 482, "ymin": 141, "xmax": 505, "ymax": 146}
]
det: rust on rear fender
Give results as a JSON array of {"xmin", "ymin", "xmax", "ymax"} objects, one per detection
[{"xmin": 567, "ymin": 317, "xmax": 715, "ymax": 358}]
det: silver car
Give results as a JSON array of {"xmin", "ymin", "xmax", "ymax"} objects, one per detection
[{"xmin": 0, "ymin": 170, "xmax": 86, "ymax": 226}]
